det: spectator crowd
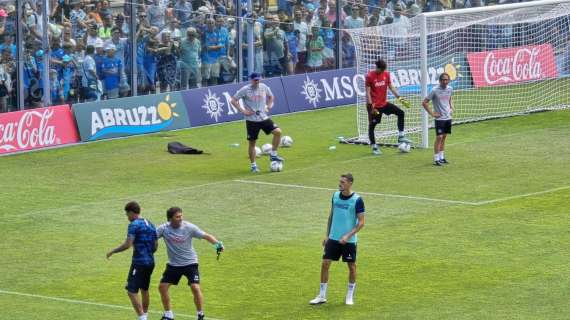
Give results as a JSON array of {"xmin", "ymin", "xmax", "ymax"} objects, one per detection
[{"xmin": 0, "ymin": 0, "xmax": 566, "ymax": 112}]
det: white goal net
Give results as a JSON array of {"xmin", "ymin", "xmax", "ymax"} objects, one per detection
[{"xmin": 346, "ymin": 0, "xmax": 570, "ymax": 147}]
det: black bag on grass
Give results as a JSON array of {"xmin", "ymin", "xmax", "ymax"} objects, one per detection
[{"xmin": 167, "ymin": 142, "xmax": 204, "ymax": 154}]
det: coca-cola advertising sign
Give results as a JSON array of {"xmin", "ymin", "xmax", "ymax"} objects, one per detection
[
  {"xmin": 0, "ymin": 105, "xmax": 80, "ymax": 155},
  {"xmin": 467, "ymin": 44, "xmax": 558, "ymax": 88}
]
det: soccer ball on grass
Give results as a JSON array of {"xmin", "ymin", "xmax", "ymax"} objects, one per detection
[
  {"xmin": 280, "ymin": 136, "xmax": 293, "ymax": 147},
  {"xmin": 398, "ymin": 142, "xmax": 411, "ymax": 153},
  {"xmin": 270, "ymin": 161, "xmax": 283, "ymax": 172}
]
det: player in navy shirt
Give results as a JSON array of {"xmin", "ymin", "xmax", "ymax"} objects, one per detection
[{"xmin": 107, "ymin": 201, "xmax": 157, "ymax": 320}]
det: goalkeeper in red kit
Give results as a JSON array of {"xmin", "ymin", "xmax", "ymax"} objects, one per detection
[{"xmin": 365, "ymin": 59, "xmax": 411, "ymax": 155}]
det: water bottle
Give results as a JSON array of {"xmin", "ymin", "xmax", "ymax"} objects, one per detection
[
  {"xmin": 229, "ymin": 143, "xmax": 240, "ymax": 147},
  {"xmin": 329, "ymin": 145, "xmax": 337, "ymax": 151}
]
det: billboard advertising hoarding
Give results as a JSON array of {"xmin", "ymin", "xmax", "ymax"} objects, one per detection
[
  {"xmin": 73, "ymin": 92, "xmax": 191, "ymax": 141},
  {"xmin": 467, "ymin": 44, "xmax": 558, "ymax": 88},
  {"xmin": 281, "ymin": 68, "xmax": 364, "ymax": 112},
  {"xmin": 0, "ymin": 105, "xmax": 79, "ymax": 155},
  {"xmin": 182, "ymin": 77, "xmax": 289, "ymax": 127}
]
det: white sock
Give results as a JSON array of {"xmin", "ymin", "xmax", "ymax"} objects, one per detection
[
  {"xmin": 398, "ymin": 131, "xmax": 404, "ymax": 136},
  {"xmin": 197, "ymin": 310, "xmax": 204, "ymax": 316},
  {"xmin": 319, "ymin": 283, "xmax": 328, "ymax": 297},
  {"xmin": 347, "ymin": 282, "xmax": 356, "ymax": 299},
  {"xmin": 138, "ymin": 314, "xmax": 147, "ymax": 320},
  {"xmin": 251, "ymin": 162, "xmax": 257, "ymax": 167},
  {"xmin": 434, "ymin": 154, "xmax": 439, "ymax": 162},
  {"xmin": 164, "ymin": 311, "xmax": 174, "ymax": 318},
  {"xmin": 439, "ymin": 151, "xmax": 444, "ymax": 160},
  {"xmin": 372, "ymin": 144, "xmax": 378, "ymax": 149},
  {"xmin": 270, "ymin": 150, "xmax": 277, "ymax": 156}
]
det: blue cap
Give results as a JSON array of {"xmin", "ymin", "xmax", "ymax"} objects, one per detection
[
  {"xmin": 62, "ymin": 55, "xmax": 72, "ymax": 62},
  {"xmin": 250, "ymin": 72, "xmax": 261, "ymax": 80},
  {"xmin": 35, "ymin": 49, "xmax": 44, "ymax": 57}
]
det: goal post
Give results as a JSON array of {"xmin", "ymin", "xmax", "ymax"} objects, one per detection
[{"xmin": 346, "ymin": 0, "xmax": 570, "ymax": 148}]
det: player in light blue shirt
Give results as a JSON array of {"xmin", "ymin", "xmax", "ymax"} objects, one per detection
[
  {"xmin": 423, "ymin": 72, "xmax": 454, "ymax": 166},
  {"xmin": 310, "ymin": 173, "xmax": 365, "ymax": 306}
]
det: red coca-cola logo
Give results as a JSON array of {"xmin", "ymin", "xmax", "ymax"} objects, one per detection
[
  {"xmin": 467, "ymin": 44, "xmax": 558, "ymax": 88},
  {"xmin": 0, "ymin": 105, "xmax": 79, "ymax": 154},
  {"xmin": 484, "ymin": 47, "xmax": 542, "ymax": 84}
]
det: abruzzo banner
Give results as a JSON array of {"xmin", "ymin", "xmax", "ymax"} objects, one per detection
[
  {"xmin": 281, "ymin": 68, "xmax": 365, "ymax": 112},
  {"xmin": 467, "ymin": 44, "xmax": 559, "ymax": 88},
  {"xmin": 182, "ymin": 77, "xmax": 288, "ymax": 127},
  {"xmin": 73, "ymin": 92, "xmax": 190, "ymax": 141},
  {"xmin": 0, "ymin": 105, "xmax": 79, "ymax": 155},
  {"xmin": 387, "ymin": 54, "xmax": 473, "ymax": 94}
]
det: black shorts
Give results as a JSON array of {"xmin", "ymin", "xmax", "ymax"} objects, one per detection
[
  {"xmin": 125, "ymin": 263, "xmax": 154, "ymax": 293},
  {"xmin": 246, "ymin": 119, "xmax": 278, "ymax": 141},
  {"xmin": 323, "ymin": 239, "xmax": 357, "ymax": 262},
  {"xmin": 434, "ymin": 119, "xmax": 452, "ymax": 135},
  {"xmin": 160, "ymin": 264, "xmax": 200, "ymax": 286}
]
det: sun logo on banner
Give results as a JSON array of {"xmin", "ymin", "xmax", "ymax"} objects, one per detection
[
  {"xmin": 157, "ymin": 94, "xmax": 179, "ymax": 120},
  {"xmin": 301, "ymin": 75, "xmax": 322, "ymax": 108},
  {"xmin": 443, "ymin": 57, "xmax": 464, "ymax": 81},
  {"xmin": 202, "ymin": 89, "xmax": 224, "ymax": 122}
]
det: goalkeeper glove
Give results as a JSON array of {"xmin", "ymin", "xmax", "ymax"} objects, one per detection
[
  {"xmin": 397, "ymin": 97, "xmax": 411, "ymax": 108},
  {"xmin": 214, "ymin": 241, "xmax": 224, "ymax": 260}
]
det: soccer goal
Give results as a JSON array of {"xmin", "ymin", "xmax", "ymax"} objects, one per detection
[{"xmin": 346, "ymin": 0, "xmax": 570, "ymax": 148}]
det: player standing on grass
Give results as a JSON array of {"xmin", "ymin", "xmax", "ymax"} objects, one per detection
[
  {"xmin": 366, "ymin": 58, "xmax": 411, "ymax": 155},
  {"xmin": 310, "ymin": 173, "xmax": 365, "ymax": 306},
  {"xmin": 157, "ymin": 207, "xmax": 224, "ymax": 320},
  {"xmin": 422, "ymin": 72, "xmax": 453, "ymax": 166},
  {"xmin": 106, "ymin": 201, "xmax": 158, "ymax": 320},
  {"xmin": 230, "ymin": 72, "xmax": 284, "ymax": 173}
]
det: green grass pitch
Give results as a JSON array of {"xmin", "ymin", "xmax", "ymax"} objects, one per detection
[{"xmin": 0, "ymin": 105, "xmax": 569, "ymax": 319}]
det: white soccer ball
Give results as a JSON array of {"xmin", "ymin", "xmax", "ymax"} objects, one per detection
[
  {"xmin": 270, "ymin": 161, "xmax": 283, "ymax": 172},
  {"xmin": 280, "ymin": 135, "xmax": 293, "ymax": 147},
  {"xmin": 398, "ymin": 142, "xmax": 411, "ymax": 153},
  {"xmin": 261, "ymin": 143, "xmax": 273, "ymax": 155},
  {"xmin": 255, "ymin": 146, "xmax": 262, "ymax": 158}
]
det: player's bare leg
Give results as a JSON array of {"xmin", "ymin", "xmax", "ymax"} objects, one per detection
[
  {"xmin": 346, "ymin": 262, "xmax": 357, "ymax": 305},
  {"xmin": 270, "ymin": 128, "xmax": 284, "ymax": 161},
  {"xmin": 310, "ymin": 259, "xmax": 331, "ymax": 304},
  {"xmin": 141, "ymin": 289, "xmax": 150, "ymax": 314},
  {"xmin": 159, "ymin": 283, "xmax": 175, "ymax": 319},
  {"xmin": 439, "ymin": 134, "xmax": 449, "ymax": 163},
  {"xmin": 127, "ymin": 291, "xmax": 144, "ymax": 316},
  {"xmin": 271, "ymin": 128, "xmax": 282, "ymax": 151},
  {"xmin": 248, "ymin": 140, "xmax": 259, "ymax": 172},
  {"xmin": 191, "ymin": 283, "xmax": 205, "ymax": 318},
  {"xmin": 321, "ymin": 259, "xmax": 331, "ymax": 283},
  {"xmin": 434, "ymin": 135, "xmax": 444, "ymax": 166}
]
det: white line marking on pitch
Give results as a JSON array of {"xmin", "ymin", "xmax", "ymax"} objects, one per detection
[
  {"xmin": 234, "ymin": 180, "xmax": 570, "ymax": 206},
  {"xmin": 18, "ymin": 180, "xmax": 228, "ymax": 218},
  {"xmin": 0, "ymin": 289, "xmax": 222, "ymax": 320},
  {"xmin": 474, "ymin": 185, "xmax": 570, "ymax": 205},
  {"xmin": 233, "ymin": 180, "xmax": 477, "ymax": 205}
]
